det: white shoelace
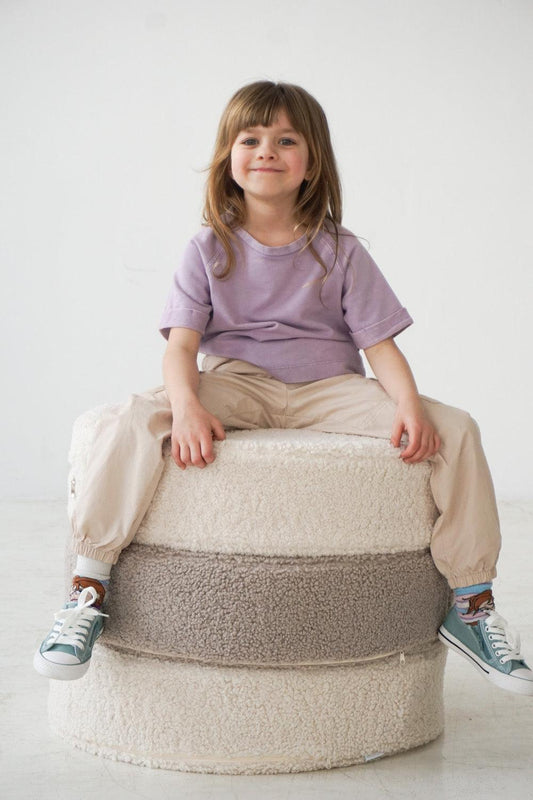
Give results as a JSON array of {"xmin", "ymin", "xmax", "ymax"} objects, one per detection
[
  {"xmin": 46, "ymin": 586, "xmax": 108, "ymax": 651},
  {"xmin": 484, "ymin": 610, "xmax": 522, "ymax": 663}
]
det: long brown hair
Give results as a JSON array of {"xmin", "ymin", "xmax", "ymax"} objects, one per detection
[{"xmin": 203, "ymin": 81, "xmax": 343, "ymax": 286}]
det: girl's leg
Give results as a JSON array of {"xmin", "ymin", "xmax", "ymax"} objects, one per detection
[
  {"xmin": 69, "ymin": 387, "xmax": 173, "ymax": 565},
  {"xmin": 36, "ymin": 360, "xmax": 283, "ymax": 680},
  {"xmin": 35, "ymin": 387, "xmax": 175, "ymax": 680},
  {"xmin": 284, "ymin": 376, "xmax": 533, "ymax": 694},
  {"xmin": 71, "ymin": 358, "xmax": 287, "ymax": 565},
  {"xmin": 283, "ymin": 373, "xmax": 501, "ymax": 589}
]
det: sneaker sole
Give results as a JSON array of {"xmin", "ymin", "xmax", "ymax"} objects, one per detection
[
  {"xmin": 438, "ymin": 626, "xmax": 533, "ymax": 696},
  {"xmin": 33, "ymin": 648, "xmax": 91, "ymax": 681}
]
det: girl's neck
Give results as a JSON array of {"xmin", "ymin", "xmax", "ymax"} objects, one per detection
[{"xmin": 242, "ymin": 200, "xmax": 303, "ymax": 247}]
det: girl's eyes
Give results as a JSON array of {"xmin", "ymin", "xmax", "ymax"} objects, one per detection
[{"xmin": 239, "ymin": 137, "xmax": 297, "ymax": 146}]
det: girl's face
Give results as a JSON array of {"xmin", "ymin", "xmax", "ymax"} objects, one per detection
[{"xmin": 230, "ymin": 110, "xmax": 312, "ymax": 208}]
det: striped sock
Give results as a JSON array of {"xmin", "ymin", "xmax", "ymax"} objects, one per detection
[
  {"xmin": 69, "ymin": 575, "xmax": 110, "ymax": 609},
  {"xmin": 454, "ymin": 582, "xmax": 495, "ymax": 625}
]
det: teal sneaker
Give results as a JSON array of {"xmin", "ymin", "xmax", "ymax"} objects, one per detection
[
  {"xmin": 438, "ymin": 606, "xmax": 533, "ymax": 695},
  {"xmin": 33, "ymin": 586, "xmax": 108, "ymax": 680}
]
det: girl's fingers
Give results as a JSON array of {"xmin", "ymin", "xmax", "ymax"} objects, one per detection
[
  {"xmin": 200, "ymin": 435, "xmax": 215, "ymax": 464},
  {"xmin": 401, "ymin": 431, "xmax": 431, "ymax": 463},
  {"xmin": 172, "ymin": 440, "xmax": 188, "ymax": 470},
  {"xmin": 182, "ymin": 435, "xmax": 217, "ymax": 468},
  {"xmin": 211, "ymin": 418, "xmax": 226, "ymax": 441},
  {"xmin": 399, "ymin": 428, "xmax": 421, "ymax": 458},
  {"xmin": 390, "ymin": 417, "xmax": 405, "ymax": 448},
  {"xmin": 187, "ymin": 441, "xmax": 207, "ymax": 468},
  {"xmin": 401, "ymin": 429, "xmax": 441, "ymax": 463}
]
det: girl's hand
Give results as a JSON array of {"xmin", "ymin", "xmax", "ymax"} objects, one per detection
[
  {"xmin": 171, "ymin": 400, "xmax": 226, "ymax": 470},
  {"xmin": 390, "ymin": 399, "xmax": 441, "ymax": 464}
]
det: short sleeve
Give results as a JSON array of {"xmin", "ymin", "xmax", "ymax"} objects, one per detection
[
  {"xmin": 342, "ymin": 240, "xmax": 413, "ymax": 350},
  {"xmin": 159, "ymin": 239, "xmax": 213, "ymax": 340}
]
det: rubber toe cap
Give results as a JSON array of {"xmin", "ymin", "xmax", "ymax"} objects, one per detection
[{"xmin": 40, "ymin": 651, "xmax": 80, "ymax": 665}]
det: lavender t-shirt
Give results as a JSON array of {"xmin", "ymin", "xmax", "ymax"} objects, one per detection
[{"xmin": 159, "ymin": 225, "xmax": 413, "ymax": 382}]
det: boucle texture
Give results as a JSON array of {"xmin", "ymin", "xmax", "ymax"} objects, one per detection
[
  {"xmin": 68, "ymin": 416, "xmax": 438, "ymax": 557},
  {"xmin": 90, "ymin": 543, "xmax": 449, "ymax": 665},
  {"xmin": 51, "ymin": 410, "xmax": 448, "ymax": 774},
  {"xmin": 139, "ymin": 430, "xmax": 438, "ymax": 555},
  {"xmin": 49, "ymin": 640, "xmax": 446, "ymax": 775}
]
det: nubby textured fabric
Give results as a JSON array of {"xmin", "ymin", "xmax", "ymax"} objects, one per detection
[{"xmin": 48, "ymin": 415, "xmax": 450, "ymax": 774}]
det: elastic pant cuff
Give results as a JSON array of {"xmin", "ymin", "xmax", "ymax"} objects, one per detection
[
  {"xmin": 73, "ymin": 541, "xmax": 121, "ymax": 566},
  {"xmin": 445, "ymin": 568, "xmax": 498, "ymax": 591}
]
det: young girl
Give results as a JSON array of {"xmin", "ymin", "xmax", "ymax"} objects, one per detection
[{"xmin": 34, "ymin": 81, "xmax": 532, "ymax": 695}]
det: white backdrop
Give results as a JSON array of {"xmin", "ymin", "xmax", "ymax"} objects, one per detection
[{"xmin": 1, "ymin": 0, "xmax": 532, "ymax": 500}]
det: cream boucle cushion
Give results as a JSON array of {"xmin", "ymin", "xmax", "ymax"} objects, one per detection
[
  {"xmin": 50, "ymin": 410, "xmax": 449, "ymax": 774},
  {"xmin": 49, "ymin": 642, "xmax": 446, "ymax": 775}
]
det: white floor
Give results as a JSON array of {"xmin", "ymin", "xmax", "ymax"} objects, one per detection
[{"xmin": 2, "ymin": 498, "xmax": 533, "ymax": 799}]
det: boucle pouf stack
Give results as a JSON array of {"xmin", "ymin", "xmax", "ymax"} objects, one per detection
[{"xmin": 48, "ymin": 406, "xmax": 451, "ymax": 775}]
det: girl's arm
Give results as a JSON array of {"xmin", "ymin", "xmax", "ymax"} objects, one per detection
[
  {"xmin": 363, "ymin": 337, "xmax": 441, "ymax": 464},
  {"xmin": 162, "ymin": 328, "xmax": 225, "ymax": 469},
  {"xmin": 163, "ymin": 327, "xmax": 203, "ymax": 407}
]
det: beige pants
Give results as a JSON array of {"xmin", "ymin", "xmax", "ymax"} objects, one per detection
[{"xmin": 70, "ymin": 355, "xmax": 501, "ymax": 589}]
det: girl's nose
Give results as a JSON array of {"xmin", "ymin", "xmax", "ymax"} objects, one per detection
[{"xmin": 257, "ymin": 141, "xmax": 276, "ymax": 159}]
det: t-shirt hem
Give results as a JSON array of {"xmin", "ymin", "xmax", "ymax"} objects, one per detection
[
  {"xmin": 159, "ymin": 308, "xmax": 210, "ymax": 338},
  {"xmin": 200, "ymin": 351, "xmax": 367, "ymax": 382},
  {"xmin": 351, "ymin": 309, "xmax": 413, "ymax": 350}
]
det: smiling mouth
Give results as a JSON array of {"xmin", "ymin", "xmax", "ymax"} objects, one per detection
[{"xmin": 252, "ymin": 168, "xmax": 283, "ymax": 172}]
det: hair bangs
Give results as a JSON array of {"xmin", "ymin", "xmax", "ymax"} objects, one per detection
[
  {"xmin": 234, "ymin": 97, "xmax": 283, "ymax": 131},
  {"xmin": 225, "ymin": 85, "xmax": 306, "ymax": 146}
]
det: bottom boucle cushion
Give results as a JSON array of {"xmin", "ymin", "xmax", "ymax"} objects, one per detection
[{"xmin": 49, "ymin": 639, "xmax": 446, "ymax": 775}]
